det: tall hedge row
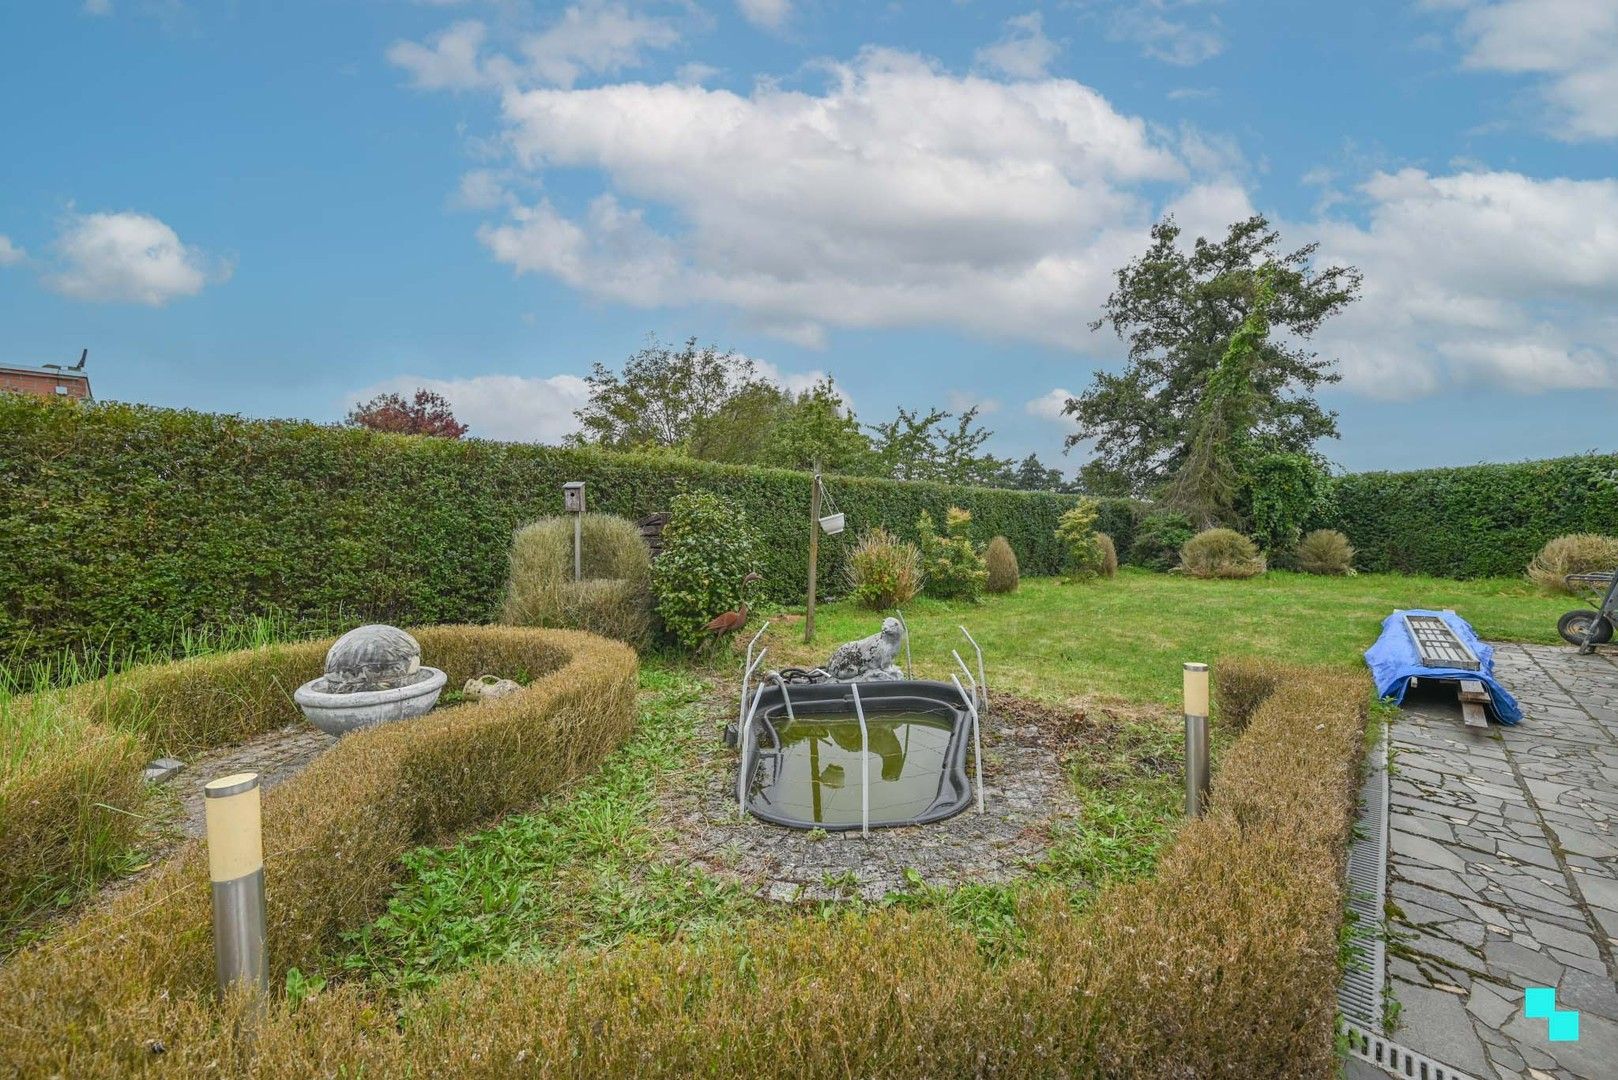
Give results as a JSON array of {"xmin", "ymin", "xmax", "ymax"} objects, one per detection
[
  {"xmin": 0, "ymin": 397, "xmax": 1133, "ymax": 661},
  {"xmin": 1318, "ymin": 453, "xmax": 1618, "ymax": 578}
]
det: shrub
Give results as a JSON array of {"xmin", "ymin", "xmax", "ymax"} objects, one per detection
[
  {"xmin": 0, "ymin": 397, "xmax": 1136, "ymax": 666},
  {"xmin": 1180, "ymin": 528, "xmax": 1266, "ymax": 579},
  {"xmin": 0, "ymin": 664, "xmax": 1367, "ymax": 1079},
  {"xmin": 1525, "ymin": 533, "xmax": 1618, "ymax": 594},
  {"xmin": 983, "ymin": 536, "xmax": 1019, "ymax": 593},
  {"xmin": 501, "ymin": 514, "xmax": 652, "ymax": 647},
  {"xmin": 1129, "ymin": 510, "xmax": 1196, "ymax": 572},
  {"xmin": 1213, "ymin": 655, "xmax": 1287, "ymax": 734},
  {"xmin": 1242, "ymin": 451, "xmax": 1328, "ymax": 553},
  {"xmin": 1094, "ymin": 532, "xmax": 1118, "ymax": 579},
  {"xmin": 1055, "ymin": 499, "xmax": 1106, "ymax": 582},
  {"xmin": 845, "ymin": 528, "xmax": 924, "ymax": 608},
  {"xmin": 1295, "ymin": 528, "xmax": 1355, "ymax": 576},
  {"xmin": 0, "ymin": 626, "xmax": 638, "ymax": 1064},
  {"xmin": 917, "ymin": 508, "xmax": 987, "ymax": 601},
  {"xmin": 1318, "ymin": 451, "xmax": 1618, "ymax": 577},
  {"xmin": 651, "ymin": 491, "xmax": 760, "ymax": 650}
]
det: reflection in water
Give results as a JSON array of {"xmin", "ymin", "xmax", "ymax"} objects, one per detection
[{"xmin": 749, "ymin": 711, "xmax": 954, "ymax": 826}]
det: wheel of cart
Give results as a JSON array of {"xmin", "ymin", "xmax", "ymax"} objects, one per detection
[{"xmin": 1559, "ymin": 570, "xmax": 1618, "ymax": 653}]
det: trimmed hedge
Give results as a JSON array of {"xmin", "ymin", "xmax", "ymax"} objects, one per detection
[
  {"xmin": 0, "ymin": 660, "xmax": 1366, "ymax": 1078},
  {"xmin": 1320, "ymin": 452, "xmax": 1618, "ymax": 578},
  {"xmin": 0, "ymin": 626, "xmax": 637, "ymax": 1014},
  {"xmin": 0, "ymin": 397, "xmax": 1132, "ymax": 663}
]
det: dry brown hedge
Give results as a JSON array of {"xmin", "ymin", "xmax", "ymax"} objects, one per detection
[
  {"xmin": 0, "ymin": 626, "xmax": 638, "ymax": 1074},
  {"xmin": 1213, "ymin": 655, "xmax": 1288, "ymax": 734},
  {"xmin": 0, "ymin": 658, "xmax": 1364, "ymax": 1079}
]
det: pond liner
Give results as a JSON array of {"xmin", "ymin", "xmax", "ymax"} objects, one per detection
[{"xmin": 735, "ymin": 678, "xmax": 976, "ymax": 831}]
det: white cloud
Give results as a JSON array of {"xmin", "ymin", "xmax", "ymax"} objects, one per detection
[
  {"xmin": 388, "ymin": 3, "xmax": 680, "ymax": 92},
  {"xmin": 45, "ymin": 211, "xmax": 226, "ymax": 306},
  {"xmin": 676, "ymin": 61, "xmax": 721, "ymax": 84},
  {"xmin": 1025, "ymin": 388, "xmax": 1075, "ymax": 422},
  {"xmin": 452, "ymin": 168, "xmax": 511, "ymax": 210},
  {"xmin": 974, "ymin": 12, "xmax": 1059, "ymax": 80},
  {"xmin": 352, "ymin": 373, "xmax": 592, "ymax": 442},
  {"xmin": 1443, "ymin": 0, "xmax": 1618, "ymax": 140},
  {"xmin": 1306, "ymin": 168, "xmax": 1618, "ymax": 394},
  {"xmin": 737, "ymin": 0, "xmax": 791, "ymax": 32},
  {"xmin": 753, "ymin": 358, "xmax": 836, "ymax": 398},
  {"xmin": 1107, "ymin": 3, "xmax": 1224, "ymax": 67},
  {"xmin": 478, "ymin": 47, "xmax": 1188, "ymax": 347},
  {"xmin": 0, "ymin": 235, "xmax": 25, "ymax": 266}
]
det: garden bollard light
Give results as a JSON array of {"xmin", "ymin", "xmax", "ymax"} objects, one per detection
[
  {"xmin": 1183, "ymin": 662, "xmax": 1210, "ymax": 818},
  {"xmin": 204, "ymin": 772, "xmax": 268, "ymax": 998}
]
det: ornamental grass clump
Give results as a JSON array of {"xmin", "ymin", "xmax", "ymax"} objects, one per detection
[
  {"xmin": 845, "ymin": 527, "xmax": 923, "ymax": 609},
  {"xmin": 984, "ymin": 536, "xmax": 1019, "ymax": 593},
  {"xmin": 1094, "ymin": 532, "xmax": 1118, "ymax": 579},
  {"xmin": 650, "ymin": 491, "xmax": 760, "ymax": 651},
  {"xmin": 917, "ymin": 508, "xmax": 986, "ymax": 601},
  {"xmin": 1526, "ymin": 533, "xmax": 1618, "ymax": 594},
  {"xmin": 1295, "ymin": 528, "xmax": 1355, "ymax": 576},
  {"xmin": 501, "ymin": 514, "xmax": 652, "ymax": 648},
  {"xmin": 1180, "ymin": 527, "xmax": 1266, "ymax": 579}
]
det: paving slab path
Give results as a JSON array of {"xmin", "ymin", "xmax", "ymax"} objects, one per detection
[{"xmin": 1374, "ymin": 644, "xmax": 1618, "ymax": 1080}]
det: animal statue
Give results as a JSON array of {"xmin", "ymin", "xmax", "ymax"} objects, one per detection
[
  {"xmin": 823, "ymin": 618, "xmax": 905, "ymax": 682},
  {"xmin": 702, "ymin": 572, "xmax": 764, "ymax": 637}
]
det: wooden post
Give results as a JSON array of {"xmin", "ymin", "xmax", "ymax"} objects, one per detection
[{"xmin": 805, "ymin": 461, "xmax": 821, "ymax": 644}]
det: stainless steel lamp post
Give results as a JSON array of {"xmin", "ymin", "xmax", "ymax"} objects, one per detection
[
  {"xmin": 1183, "ymin": 662, "xmax": 1210, "ymax": 818},
  {"xmin": 204, "ymin": 772, "xmax": 268, "ymax": 997}
]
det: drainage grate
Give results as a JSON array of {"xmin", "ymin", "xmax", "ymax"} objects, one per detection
[
  {"xmin": 1341, "ymin": 1022, "xmax": 1481, "ymax": 1080},
  {"xmin": 1402, "ymin": 614, "xmax": 1481, "ymax": 671},
  {"xmin": 1339, "ymin": 721, "xmax": 1390, "ymax": 1028}
]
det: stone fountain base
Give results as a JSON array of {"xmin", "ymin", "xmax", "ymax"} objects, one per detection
[{"xmin": 293, "ymin": 667, "xmax": 447, "ymax": 736}]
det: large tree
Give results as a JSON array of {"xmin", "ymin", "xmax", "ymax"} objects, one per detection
[
  {"xmin": 868, "ymin": 405, "xmax": 1009, "ymax": 486},
  {"xmin": 1067, "ymin": 215, "xmax": 1361, "ymax": 494},
  {"xmin": 346, "ymin": 389, "xmax": 467, "ymax": 438},
  {"xmin": 760, "ymin": 379, "xmax": 877, "ymax": 474},
  {"xmin": 572, "ymin": 337, "xmax": 768, "ymax": 452}
]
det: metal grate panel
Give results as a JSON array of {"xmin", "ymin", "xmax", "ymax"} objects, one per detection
[
  {"xmin": 1339, "ymin": 723, "xmax": 1389, "ymax": 1028},
  {"xmin": 1402, "ymin": 615, "xmax": 1481, "ymax": 671},
  {"xmin": 1341, "ymin": 1022, "xmax": 1481, "ymax": 1080}
]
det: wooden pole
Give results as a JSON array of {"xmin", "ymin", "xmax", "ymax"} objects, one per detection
[{"xmin": 805, "ymin": 461, "xmax": 821, "ymax": 644}]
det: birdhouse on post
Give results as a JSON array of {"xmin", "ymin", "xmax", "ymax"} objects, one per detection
[{"xmin": 563, "ymin": 482, "xmax": 586, "ymax": 581}]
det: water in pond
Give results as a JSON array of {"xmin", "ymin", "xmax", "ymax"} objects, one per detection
[{"xmin": 749, "ymin": 712, "xmax": 955, "ymax": 826}]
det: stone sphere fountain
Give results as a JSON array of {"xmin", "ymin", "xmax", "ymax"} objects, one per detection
[{"xmin": 293, "ymin": 624, "xmax": 447, "ymax": 736}]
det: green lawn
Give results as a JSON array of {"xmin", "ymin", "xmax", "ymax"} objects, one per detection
[{"xmin": 754, "ymin": 569, "xmax": 1572, "ymax": 704}]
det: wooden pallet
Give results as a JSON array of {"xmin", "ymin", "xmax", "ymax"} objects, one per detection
[{"xmin": 1458, "ymin": 679, "xmax": 1490, "ymax": 728}]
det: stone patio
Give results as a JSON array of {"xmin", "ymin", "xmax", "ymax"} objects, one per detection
[{"xmin": 1360, "ymin": 644, "xmax": 1618, "ymax": 1080}]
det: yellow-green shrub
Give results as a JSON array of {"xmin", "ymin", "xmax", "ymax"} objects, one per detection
[
  {"xmin": 0, "ymin": 660, "xmax": 1365, "ymax": 1079},
  {"xmin": 1526, "ymin": 533, "xmax": 1618, "ymax": 594},
  {"xmin": 501, "ymin": 514, "xmax": 652, "ymax": 647},
  {"xmin": 0, "ymin": 626, "xmax": 637, "ymax": 1065},
  {"xmin": 1296, "ymin": 528, "xmax": 1355, "ymax": 575},
  {"xmin": 1095, "ymin": 532, "xmax": 1118, "ymax": 578},
  {"xmin": 983, "ymin": 535, "xmax": 1019, "ymax": 593},
  {"xmin": 1181, "ymin": 527, "xmax": 1266, "ymax": 579},
  {"xmin": 845, "ymin": 527, "xmax": 924, "ymax": 608}
]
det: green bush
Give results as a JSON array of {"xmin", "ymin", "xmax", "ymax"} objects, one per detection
[
  {"xmin": 0, "ymin": 626, "xmax": 638, "ymax": 1064},
  {"xmin": 1094, "ymin": 532, "xmax": 1118, "ymax": 578},
  {"xmin": 0, "ymin": 397, "xmax": 1132, "ymax": 665},
  {"xmin": 1129, "ymin": 510, "xmax": 1196, "ymax": 572},
  {"xmin": 0, "ymin": 665, "xmax": 1367, "ymax": 1079},
  {"xmin": 845, "ymin": 527, "xmax": 924, "ymax": 609},
  {"xmin": 1055, "ymin": 500, "xmax": 1106, "ymax": 582},
  {"xmin": 650, "ymin": 491, "xmax": 761, "ymax": 650},
  {"xmin": 1295, "ymin": 528, "xmax": 1355, "ymax": 576},
  {"xmin": 1180, "ymin": 528, "xmax": 1266, "ymax": 579},
  {"xmin": 917, "ymin": 508, "xmax": 987, "ymax": 601},
  {"xmin": 1525, "ymin": 533, "xmax": 1618, "ymax": 594},
  {"xmin": 501, "ymin": 514, "xmax": 651, "ymax": 647},
  {"xmin": 1318, "ymin": 452, "xmax": 1618, "ymax": 577},
  {"xmin": 983, "ymin": 535, "xmax": 1019, "ymax": 593}
]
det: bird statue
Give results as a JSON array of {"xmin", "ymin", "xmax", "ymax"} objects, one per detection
[{"xmin": 702, "ymin": 572, "xmax": 763, "ymax": 638}]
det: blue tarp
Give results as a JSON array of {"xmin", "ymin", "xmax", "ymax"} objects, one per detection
[{"xmin": 1364, "ymin": 609, "xmax": 1522, "ymax": 724}]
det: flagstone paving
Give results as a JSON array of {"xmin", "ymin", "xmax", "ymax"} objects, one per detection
[{"xmin": 1372, "ymin": 644, "xmax": 1618, "ymax": 1080}]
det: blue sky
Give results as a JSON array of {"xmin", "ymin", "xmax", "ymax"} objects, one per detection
[{"xmin": 2, "ymin": 1, "xmax": 1615, "ymax": 476}]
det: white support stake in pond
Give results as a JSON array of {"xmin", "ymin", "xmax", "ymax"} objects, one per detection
[
  {"xmin": 894, "ymin": 608, "xmax": 914, "ymax": 677},
  {"xmin": 958, "ymin": 626, "xmax": 988, "ymax": 714},
  {"xmin": 738, "ymin": 621, "xmax": 771, "ymax": 732},
  {"xmin": 950, "ymin": 674, "xmax": 986, "ymax": 816},
  {"xmin": 736, "ymin": 647, "xmax": 769, "ymax": 818},
  {"xmin": 850, "ymin": 682, "xmax": 871, "ymax": 837}
]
